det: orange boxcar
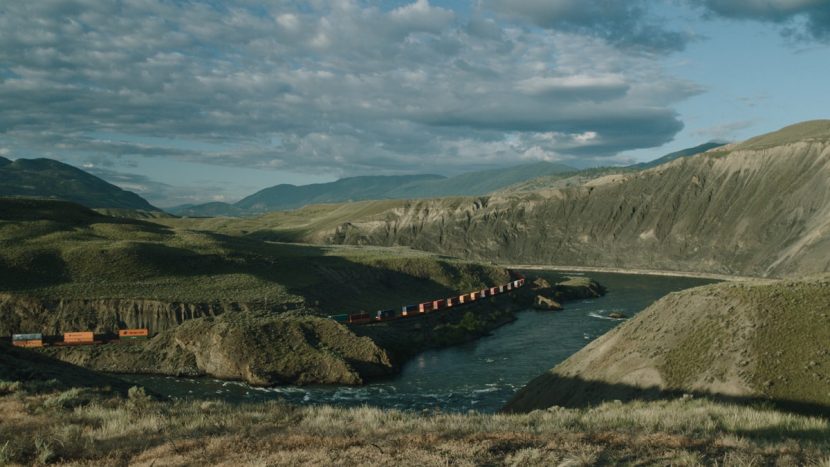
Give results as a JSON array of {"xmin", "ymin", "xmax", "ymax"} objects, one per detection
[
  {"xmin": 64, "ymin": 331, "xmax": 94, "ymax": 343},
  {"xmin": 119, "ymin": 329, "xmax": 149, "ymax": 337},
  {"xmin": 12, "ymin": 340, "xmax": 43, "ymax": 348}
]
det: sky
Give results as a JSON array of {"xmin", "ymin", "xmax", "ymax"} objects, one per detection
[{"xmin": 0, "ymin": 0, "xmax": 829, "ymax": 207}]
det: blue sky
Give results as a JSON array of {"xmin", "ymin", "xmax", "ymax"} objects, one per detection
[{"xmin": 0, "ymin": 0, "xmax": 828, "ymax": 207}]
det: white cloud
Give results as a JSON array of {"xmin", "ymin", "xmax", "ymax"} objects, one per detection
[{"xmin": 0, "ymin": 0, "xmax": 701, "ymax": 179}]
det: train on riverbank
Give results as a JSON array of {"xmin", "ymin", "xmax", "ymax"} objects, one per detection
[
  {"xmin": 328, "ymin": 273, "xmax": 526, "ymax": 324},
  {"xmin": 7, "ymin": 273, "xmax": 526, "ymax": 346},
  {"xmin": 10, "ymin": 328, "xmax": 149, "ymax": 348}
]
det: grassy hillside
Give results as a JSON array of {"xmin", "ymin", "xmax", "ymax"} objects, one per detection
[
  {"xmin": 736, "ymin": 119, "xmax": 830, "ymax": 150},
  {"xmin": 0, "ymin": 157, "xmax": 159, "ymax": 211},
  {"xmin": 0, "ymin": 198, "xmax": 509, "ymax": 336},
  {"xmin": 210, "ymin": 121, "xmax": 830, "ymax": 278},
  {"xmin": 1, "ymin": 380, "xmax": 828, "ymax": 465},
  {"xmin": 0, "ymin": 342, "xmax": 135, "ymax": 394},
  {"xmin": 504, "ymin": 274, "xmax": 830, "ymax": 414}
]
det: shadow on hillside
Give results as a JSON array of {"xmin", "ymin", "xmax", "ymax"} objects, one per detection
[
  {"xmin": 502, "ymin": 374, "xmax": 830, "ymax": 419},
  {"xmin": 153, "ymin": 230, "xmax": 474, "ymax": 313},
  {"xmin": 0, "ymin": 198, "xmax": 173, "ymax": 234}
]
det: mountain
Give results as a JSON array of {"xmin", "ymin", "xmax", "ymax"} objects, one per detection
[
  {"xmin": 503, "ymin": 274, "xmax": 830, "ymax": 414},
  {"xmin": 385, "ymin": 161, "xmax": 576, "ymax": 199},
  {"xmin": 628, "ymin": 142, "xmax": 726, "ymax": 169},
  {"xmin": 230, "ymin": 120, "xmax": 830, "ymax": 278},
  {"xmin": 0, "ymin": 157, "xmax": 160, "ymax": 211},
  {"xmin": 169, "ymin": 201, "xmax": 244, "ymax": 217},
  {"xmin": 173, "ymin": 161, "xmax": 576, "ymax": 216},
  {"xmin": 498, "ymin": 143, "xmax": 726, "ymax": 194},
  {"xmin": 235, "ymin": 174, "xmax": 445, "ymax": 213}
]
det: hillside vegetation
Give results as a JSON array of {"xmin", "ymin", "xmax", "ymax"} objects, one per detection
[
  {"xmin": 1, "ymin": 377, "xmax": 829, "ymax": 465},
  {"xmin": 503, "ymin": 274, "xmax": 830, "ymax": 414},
  {"xmin": 206, "ymin": 121, "xmax": 830, "ymax": 278},
  {"xmin": 0, "ymin": 198, "xmax": 523, "ymax": 385},
  {"xmin": 0, "ymin": 157, "xmax": 159, "ymax": 211},
  {"xmin": 0, "ymin": 198, "xmax": 509, "ymax": 336}
]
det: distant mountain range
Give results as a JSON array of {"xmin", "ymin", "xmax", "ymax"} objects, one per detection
[
  {"xmin": 0, "ymin": 142, "xmax": 723, "ymax": 217},
  {"xmin": 0, "ymin": 156, "xmax": 160, "ymax": 211},
  {"xmin": 628, "ymin": 142, "xmax": 725, "ymax": 169},
  {"xmin": 171, "ymin": 161, "xmax": 579, "ymax": 216}
]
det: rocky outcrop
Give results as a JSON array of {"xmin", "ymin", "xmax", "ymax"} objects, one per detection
[
  {"xmin": 503, "ymin": 274, "xmax": 830, "ymax": 413},
  {"xmin": 45, "ymin": 314, "xmax": 395, "ymax": 386},
  {"xmin": 533, "ymin": 295, "xmax": 562, "ymax": 311},
  {"xmin": 0, "ymin": 294, "xmax": 275, "ymax": 336}
]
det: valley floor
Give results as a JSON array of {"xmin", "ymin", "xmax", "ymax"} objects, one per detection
[{"xmin": 1, "ymin": 382, "xmax": 829, "ymax": 466}]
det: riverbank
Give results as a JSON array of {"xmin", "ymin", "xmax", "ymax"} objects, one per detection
[
  {"xmin": 507, "ymin": 264, "xmax": 759, "ymax": 282},
  {"xmin": 40, "ymin": 273, "xmax": 604, "ymax": 387}
]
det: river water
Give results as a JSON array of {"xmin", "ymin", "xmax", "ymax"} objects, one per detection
[{"xmin": 123, "ymin": 272, "xmax": 717, "ymax": 413}]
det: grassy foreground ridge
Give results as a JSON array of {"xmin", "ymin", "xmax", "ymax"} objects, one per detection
[{"xmin": 1, "ymin": 379, "xmax": 829, "ymax": 466}]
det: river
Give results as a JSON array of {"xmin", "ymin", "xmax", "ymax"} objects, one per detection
[{"xmin": 122, "ymin": 272, "xmax": 717, "ymax": 413}]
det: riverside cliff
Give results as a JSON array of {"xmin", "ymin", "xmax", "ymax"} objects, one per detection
[{"xmin": 233, "ymin": 121, "xmax": 830, "ymax": 279}]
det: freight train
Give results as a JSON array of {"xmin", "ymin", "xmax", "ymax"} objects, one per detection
[
  {"xmin": 7, "ymin": 272, "xmax": 526, "ymax": 347},
  {"xmin": 328, "ymin": 273, "xmax": 526, "ymax": 324},
  {"xmin": 10, "ymin": 328, "xmax": 149, "ymax": 348}
]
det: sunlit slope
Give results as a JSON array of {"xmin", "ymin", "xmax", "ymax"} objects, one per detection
[
  {"xmin": 504, "ymin": 274, "xmax": 830, "ymax": 413},
  {"xmin": 215, "ymin": 121, "xmax": 830, "ymax": 278}
]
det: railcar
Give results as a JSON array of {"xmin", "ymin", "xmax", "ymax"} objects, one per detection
[
  {"xmin": 375, "ymin": 309, "xmax": 396, "ymax": 320},
  {"xmin": 348, "ymin": 312, "xmax": 372, "ymax": 324}
]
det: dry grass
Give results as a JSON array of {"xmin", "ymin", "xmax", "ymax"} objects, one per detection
[{"xmin": 1, "ymin": 382, "xmax": 828, "ymax": 466}]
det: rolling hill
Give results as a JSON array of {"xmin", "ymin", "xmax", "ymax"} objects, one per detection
[
  {"xmin": 0, "ymin": 157, "xmax": 160, "ymax": 211},
  {"xmin": 205, "ymin": 120, "xmax": 830, "ymax": 278},
  {"xmin": 503, "ymin": 274, "xmax": 830, "ymax": 414}
]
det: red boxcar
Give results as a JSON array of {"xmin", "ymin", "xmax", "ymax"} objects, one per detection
[
  {"xmin": 432, "ymin": 300, "xmax": 442, "ymax": 311},
  {"xmin": 13, "ymin": 339, "xmax": 43, "ymax": 348},
  {"xmin": 348, "ymin": 313, "xmax": 372, "ymax": 324},
  {"xmin": 119, "ymin": 328, "xmax": 149, "ymax": 338}
]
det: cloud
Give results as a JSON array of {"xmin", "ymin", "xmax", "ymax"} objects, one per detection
[
  {"xmin": 0, "ymin": 0, "xmax": 699, "ymax": 181},
  {"xmin": 693, "ymin": 0, "xmax": 830, "ymax": 41},
  {"xmin": 486, "ymin": 0, "xmax": 692, "ymax": 53}
]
